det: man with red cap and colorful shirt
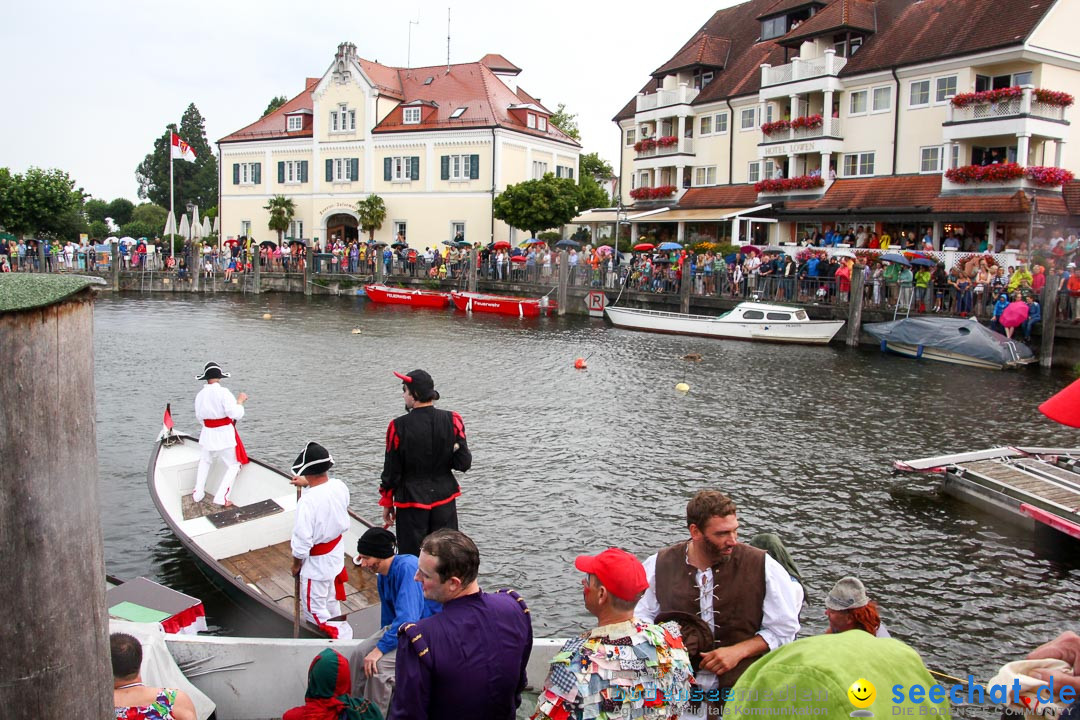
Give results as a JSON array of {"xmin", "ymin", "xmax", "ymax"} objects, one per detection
[
  {"xmin": 532, "ymin": 548, "xmax": 695, "ymax": 720},
  {"xmin": 380, "ymin": 369, "xmax": 471, "ymax": 556}
]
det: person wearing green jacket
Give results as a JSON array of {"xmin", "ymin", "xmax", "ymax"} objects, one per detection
[
  {"xmin": 914, "ymin": 267, "xmax": 931, "ymax": 312},
  {"xmin": 883, "ymin": 261, "xmax": 901, "ymax": 305},
  {"xmin": 898, "ymin": 266, "xmax": 914, "ymax": 309}
]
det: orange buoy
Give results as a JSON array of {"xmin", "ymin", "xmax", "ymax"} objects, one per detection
[{"xmin": 574, "ymin": 358, "xmax": 587, "ymax": 369}]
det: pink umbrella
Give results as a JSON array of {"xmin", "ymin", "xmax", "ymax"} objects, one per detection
[{"xmin": 999, "ymin": 301, "xmax": 1029, "ymax": 329}]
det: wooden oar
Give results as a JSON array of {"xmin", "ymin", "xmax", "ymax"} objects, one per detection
[{"xmin": 293, "ymin": 485, "xmax": 302, "ymax": 639}]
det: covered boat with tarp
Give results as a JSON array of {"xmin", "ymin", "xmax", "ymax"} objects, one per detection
[{"xmin": 864, "ymin": 316, "xmax": 1034, "ymax": 370}]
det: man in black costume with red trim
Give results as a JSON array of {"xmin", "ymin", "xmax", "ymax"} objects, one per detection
[{"xmin": 380, "ymin": 369, "xmax": 471, "ymax": 556}]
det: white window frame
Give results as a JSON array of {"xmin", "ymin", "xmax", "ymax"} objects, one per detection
[
  {"xmin": 532, "ymin": 160, "xmax": 548, "ymax": 179},
  {"xmin": 450, "ymin": 107, "xmax": 467, "ymax": 119},
  {"xmin": 527, "ymin": 113, "xmax": 537, "ymax": 129},
  {"xmin": 284, "ymin": 160, "xmax": 304, "ymax": 184},
  {"xmin": 716, "ymin": 112, "xmax": 729, "ymax": 134},
  {"xmin": 538, "ymin": 116, "xmax": 547, "ymax": 131},
  {"xmin": 450, "ymin": 221, "xmax": 465, "ymax": 239},
  {"xmin": 390, "ymin": 156, "xmax": 414, "ymax": 183},
  {"xmin": 239, "ymin": 162, "xmax": 257, "ymax": 185},
  {"xmin": 694, "ymin": 166, "xmax": 717, "ymax": 186},
  {"xmin": 934, "ymin": 76, "xmax": 958, "ymax": 104},
  {"xmin": 403, "ymin": 107, "xmax": 421, "ymax": 125},
  {"xmin": 740, "ymin": 107, "xmax": 757, "ymax": 131},
  {"xmin": 288, "ymin": 220, "xmax": 304, "ymax": 239},
  {"xmin": 449, "ymin": 154, "xmax": 472, "ymax": 181},
  {"xmin": 871, "ymin": 85, "xmax": 892, "ymax": 113},
  {"xmin": 393, "ymin": 221, "xmax": 407, "ymax": 240},
  {"xmin": 333, "ymin": 158, "xmax": 355, "ymax": 183},
  {"xmin": 849, "ymin": 90, "xmax": 868, "ymax": 116},
  {"xmin": 348, "ymin": 109, "xmax": 356, "ymax": 130},
  {"xmin": 626, "ymin": 128, "xmax": 636, "ymax": 146},
  {"xmin": 331, "ymin": 104, "xmax": 355, "ymax": 133},
  {"xmin": 909, "ymin": 80, "xmax": 931, "ymax": 108},
  {"xmin": 765, "ymin": 104, "xmax": 775, "ymax": 123},
  {"xmin": 920, "ymin": 146, "xmax": 942, "ymax": 173},
  {"xmin": 747, "ymin": 161, "xmax": 761, "ymax": 184},
  {"xmin": 287, "ymin": 116, "xmax": 303, "ymax": 131},
  {"xmin": 700, "ymin": 115, "xmax": 713, "ymax": 135},
  {"xmin": 842, "ymin": 152, "xmax": 875, "ymax": 177},
  {"xmin": 951, "ymin": 144, "xmax": 960, "ymax": 169},
  {"xmin": 241, "ymin": 220, "xmax": 252, "ymax": 238}
]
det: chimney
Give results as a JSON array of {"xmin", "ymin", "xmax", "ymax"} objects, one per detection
[{"xmin": 336, "ymin": 42, "xmax": 357, "ymax": 63}]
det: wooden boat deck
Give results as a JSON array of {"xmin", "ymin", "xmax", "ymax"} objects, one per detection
[
  {"xmin": 220, "ymin": 541, "xmax": 380, "ymax": 616},
  {"xmin": 957, "ymin": 459, "xmax": 1080, "ymax": 513}
]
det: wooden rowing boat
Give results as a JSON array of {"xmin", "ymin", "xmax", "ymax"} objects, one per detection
[
  {"xmin": 363, "ymin": 283, "xmax": 451, "ymax": 308},
  {"xmin": 451, "ymin": 290, "xmax": 555, "ymax": 317},
  {"xmin": 147, "ymin": 432, "xmax": 382, "ymax": 638}
]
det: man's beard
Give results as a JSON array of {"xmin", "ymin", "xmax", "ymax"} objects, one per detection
[{"xmin": 702, "ymin": 535, "xmax": 733, "ymax": 564}]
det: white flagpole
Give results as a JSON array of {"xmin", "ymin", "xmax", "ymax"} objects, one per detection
[{"xmin": 169, "ymin": 134, "xmax": 175, "ymax": 260}]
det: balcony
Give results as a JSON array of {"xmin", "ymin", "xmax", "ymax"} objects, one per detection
[
  {"xmin": 940, "ymin": 163, "xmax": 1075, "ymax": 194},
  {"xmin": 636, "ymin": 85, "xmax": 699, "ymax": 113},
  {"xmin": 943, "ymin": 86, "xmax": 1071, "ymax": 142},
  {"xmin": 754, "ymin": 174, "xmax": 829, "ymax": 198},
  {"xmin": 635, "ymin": 137, "xmax": 695, "ymax": 158},
  {"xmin": 759, "ymin": 118, "xmax": 843, "ymax": 159},
  {"xmin": 760, "ymin": 50, "xmax": 847, "ymax": 98}
]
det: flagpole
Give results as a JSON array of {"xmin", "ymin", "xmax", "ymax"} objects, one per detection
[{"xmin": 169, "ymin": 135, "xmax": 175, "ymax": 260}]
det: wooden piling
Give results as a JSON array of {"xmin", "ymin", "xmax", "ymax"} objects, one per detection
[
  {"xmin": 252, "ymin": 243, "xmax": 261, "ymax": 295},
  {"xmin": 468, "ymin": 248, "xmax": 478, "ymax": 292},
  {"xmin": 0, "ymin": 275, "xmax": 111, "ymax": 717},
  {"xmin": 111, "ymin": 243, "xmax": 120, "ymax": 291},
  {"xmin": 304, "ymin": 246, "xmax": 313, "ymax": 296},
  {"xmin": 680, "ymin": 259, "xmax": 692, "ymax": 314},
  {"xmin": 1040, "ymin": 273, "xmax": 1059, "ymax": 368},
  {"xmin": 38, "ymin": 240, "xmax": 47, "ymax": 273},
  {"xmin": 847, "ymin": 266, "xmax": 866, "ymax": 347},
  {"xmin": 557, "ymin": 250, "xmax": 569, "ymax": 316}
]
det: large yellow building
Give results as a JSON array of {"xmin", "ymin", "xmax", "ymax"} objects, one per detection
[
  {"xmin": 614, "ymin": 0, "xmax": 1080, "ymax": 247},
  {"xmin": 218, "ymin": 43, "xmax": 580, "ymax": 248}
]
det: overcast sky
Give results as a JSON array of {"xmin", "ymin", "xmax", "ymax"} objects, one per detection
[{"xmin": 0, "ymin": 0, "xmax": 739, "ymax": 203}]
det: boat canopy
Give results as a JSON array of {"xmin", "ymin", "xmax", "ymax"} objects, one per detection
[{"xmin": 864, "ymin": 317, "xmax": 1033, "ymax": 365}]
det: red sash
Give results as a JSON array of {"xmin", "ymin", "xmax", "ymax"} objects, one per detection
[
  {"xmin": 202, "ymin": 417, "xmax": 249, "ymax": 464},
  {"xmin": 310, "ymin": 534, "xmax": 349, "ymax": 601}
]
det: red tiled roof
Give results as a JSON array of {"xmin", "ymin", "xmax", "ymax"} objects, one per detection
[
  {"xmin": 651, "ymin": 32, "xmax": 731, "ymax": 76},
  {"xmin": 220, "ymin": 78, "xmax": 320, "ymax": 143},
  {"xmin": 358, "ymin": 59, "xmax": 404, "ymax": 99},
  {"xmin": 479, "ymin": 53, "xmax": 521, "ymax": 74},
  {"xmin": 1063, "ymin": 181, "xmax": 1080, "ymax": 216},
  {"xmin": 616, "ymin": 0, "xmax": 1055, "ymax": 117},
  {"xmin": 778, "ymin": 0, "xmax": 876, "ymax": 46},
  {"xmin": 678, "ymin": 185, "xmax": 762, "ymax": 208},
  {"xmin": 757, "ymin": 0, "xmax": 826, "ymax": 20}
]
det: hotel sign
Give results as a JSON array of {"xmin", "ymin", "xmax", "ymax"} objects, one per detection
[{"xmin": 762, "ymin": 142, "xmax": 818, "ymax": 157}]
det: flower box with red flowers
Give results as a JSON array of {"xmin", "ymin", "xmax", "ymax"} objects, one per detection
[
  {"xmin": 1033, "ymin": 89, "xmax": 1075, "ymax": 107},
  {"xmin": 656, "ymin": 135, "xmax": 679, "ymax": 147},
  {"xmin": 1024, "ymin": 166, "xmax": 1075, "ymax": 187},
  {"xmin": 633, "ymin": 138, "xmax": 658, "ymax": 153},
  {"xmin": 950, "ymin": 86, "xmax": 1023, "ymax": 108},
  {"xmin": 629, "ymin": 185, "xmax": 677, "ymax": 200},
  {"xmin": 754, "ymin": 175, "xmax": 826, "ymax": 193},
  {"xmin": 944, "ymin": 163, "xmax": 1024, "ymax": 183},
  {"xmin": 760, "ymin": 120, "xmax": 791, "ymax": 136},
  {"xmin": 790, "ymin": 114, "xmax": 824, "ymax": 130}
]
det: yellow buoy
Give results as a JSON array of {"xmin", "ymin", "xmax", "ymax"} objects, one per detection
[
  {"xmin": 675, "ymin": 382, "xmax": 690, "ymax": 393},
  {"xmin": 351, "ymin": 328, "xmax": 363, "ymax": 335},
  {"xmin": 262, "ymin": 313, "xmax": 272, "ymax": 320}
]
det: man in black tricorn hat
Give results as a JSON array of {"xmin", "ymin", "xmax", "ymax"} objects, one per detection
[
  {"xmin": 192, "ymin": 361, "xmax": 248, "ymax": 506},
  {"xmin": 290, "ymin": 441, "xmax": 353, "ymax": 640},
  {"xmin": 379, "ymin": 369, "xmax": 471, "ymax": 556}
]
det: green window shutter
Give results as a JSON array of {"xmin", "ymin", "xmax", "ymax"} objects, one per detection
[
  {"xmin": 253, "ymin": 163, "xmax": 261, "ymax": 184},
  {"xmin": 351, "ymin": 158, "xmax": 359, "ymax": 181},
  {"xmin": 278, "ymin": 162, "xmax": 285, "ymax": 183},
  {"xmin": 410, "ymin": 156, "xmax": 420, "ymax": 181},
  {"xmin": 232, "ymin": 164, "xmax": 240, "ymax": 185},
  {"xmin": 326, "ymin": 159, "xmax": 333, "ymax": 182},
  {"xmin": 440, "ymin": 156, "xmax": 450, "ymax": 180},
  {"xmin": 569, "ymin": 167, "xmax": 574, "ymax": 180},
  {"xmin": 300, "ymin": 161, "xmax": 308, "ymax": 183},
  {"xmin": 469, "ymin": 154, "xmax": 479, "ymax": 180},
  {"xmin": 384, "ymin": 158, "xmax": 392, "ymax": 181}
]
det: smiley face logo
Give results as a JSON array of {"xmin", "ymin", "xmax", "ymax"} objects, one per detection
[{"xmin": 848, "ymin": 677, "xmax": 876, "ymax": 714}]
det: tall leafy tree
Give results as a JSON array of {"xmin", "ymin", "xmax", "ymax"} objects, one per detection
[
  {"xmin": 549, "ymin": 104, "xmax": 580, "ymax": 142},
  {"xmin": 136, "ymin": 103, "xmax": 219, "ymax": 213},
  {"xmin": 84, "ymin": 198, "xmax": 110, "ymax": 225},
  {"xmin": 577, "ymin": 174, "xmax": 611, "ymax": 211},
  {"xmin": 129, "ymin": 202, "xmax": 168, "ymax": 236},
  {"xmin": 1, "ymin": 167, "xmax": 85, "ymax": 239},
  {"xmin": 263, "ymin": 95, "xmax": 288, "ymax": 117},
  {"xmin": 107, "ymin": 198, "xmax": 135, "ymax": 226},
  {"xmin": 579, "ymin": 152, "xmax": 614, "ymax": 181},
  {"xmin": 264, "ymin": 194, "xmax": 296, "ymax": 244},
  {"xmin": 356, "ymin": 195, "xmax": 387, "ymax": 242},
  {"xmin": 493, "ymin": 174, "xmax": 581, "ymax": 237}
]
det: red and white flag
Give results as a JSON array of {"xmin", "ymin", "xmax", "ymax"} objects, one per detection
[
  {"xmin": 158, "ymin": 403, "xmax": 175, "ymax": 440},
  {"xmin": 171, "ymin": 133, "xmax": 196, "ymax": 163}
]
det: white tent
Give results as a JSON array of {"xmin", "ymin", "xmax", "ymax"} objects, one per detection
[{"xmin": 163, "ymin": 211, "xmax": 177, "ymax": 237}]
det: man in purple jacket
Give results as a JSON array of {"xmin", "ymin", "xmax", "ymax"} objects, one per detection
[{"xmin": 389, "ymin": 529, "xmax": 532, "ymax": 720}]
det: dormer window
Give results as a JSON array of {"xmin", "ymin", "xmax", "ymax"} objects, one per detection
[
  {"xmin": 762, "ymin": 16, "xmax": 787, "ymax": 40},
  {"xmin": 287, "ymin": 116, "xmax": 303, "ymax": 131},
  {"xmin": 527, "ymin": 113, "xmax": 537, "ymax": 129},
  {"xmin": 404, "ymin": 107, "xmax": 421, "ymax": 124},
  {"xmin": 538, "ymin": 116, "xmax": 547, "ymax": 131}
]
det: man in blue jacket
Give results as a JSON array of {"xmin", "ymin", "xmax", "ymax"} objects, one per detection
[{"xmin": 351, "ymin": 527, "xmax": 441, "ymax": 716}]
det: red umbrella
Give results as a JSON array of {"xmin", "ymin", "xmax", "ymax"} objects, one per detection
[
  {"xmin": 224, "ymin": 239, "xmax": 240, "ymax": 247},
  {"xmin": 740, "ymin": 245, "xmax": 763, "ymax": 256},
  {"xmin": 510, "ymin": 255, "xmax": 527, "ymax": 263},
  {"xmin": 999, "ymin": 301, "xmax": 1029, "ymax": 329},
  {"xmin": 633, "ymin": 242, "xmax": 654, "ymax": 252},
  {"xmin": 1040, "ymin": 377, "xmax": 1080, "ymax": 427},
  {"xmin": 492, "ymin": 240, "xmax": 512, "ymax": 250}
]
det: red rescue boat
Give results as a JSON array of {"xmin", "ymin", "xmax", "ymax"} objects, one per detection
[
  {"xmin": 364, "ymin": 283, "xmax": 451, "ymax": 308},
  {"xmin": 450, "ymin": 290, "xmax": 556, "ymax": 317}
]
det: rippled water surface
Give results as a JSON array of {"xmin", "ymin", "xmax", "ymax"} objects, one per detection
[{"xmin": 95, "ymin": 293, "xmax": 1080, "ymax": 683}]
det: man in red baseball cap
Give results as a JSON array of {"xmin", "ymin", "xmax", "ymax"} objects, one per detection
[{"xmin": 531, "ymin": 548, "xmax": 695, "ymax": 720}]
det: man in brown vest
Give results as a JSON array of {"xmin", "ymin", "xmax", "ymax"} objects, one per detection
[{"xmin": 635, "ymin": 490, "xmax": 801, "ymax": 713}]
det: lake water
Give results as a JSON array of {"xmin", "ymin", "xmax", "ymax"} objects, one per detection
[{"xmin": 94, "ymin": 292, "xmax": 1080, "ymax": 686}]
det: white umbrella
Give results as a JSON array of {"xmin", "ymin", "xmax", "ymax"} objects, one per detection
[
  {"xmin": 212, "ymin": 216, "xmax": 220, "ymax": 234},
  {"xmin": 178, "ymin": 215, "xmax": 191, "ymax": 240},
  {"xmin": 163, "ymin": 211, "xmax": 177, "ymax": 237},
  {"xmin": 119, "ymin": 236, "xmax": 136, "ymax": 245},
  {"xmin": 105, "ymin": 236, "xmax": 119, "ymax": 244},
  {"xmin": 833, "ymin": 249, "xmax": 856, "ymax": 259},
  {"xmin": 191, "ymin": 220, "xmax": 204, "ymax": 239},
  {"xmin": 191, "ymin": 206, "xmax": 201, "ymax": 234},
  {"xmin": 201, "ymin": 217, "xmax": 212, "ymax": 236}
]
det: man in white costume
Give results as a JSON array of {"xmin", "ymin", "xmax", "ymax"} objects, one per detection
[
  {"xmin": 192, "ymin": 361, "xmax": 248, "ymax": 506},
  {"xmin": 290, "ymin": 441, "xmax": 354, "ymax": 640}
]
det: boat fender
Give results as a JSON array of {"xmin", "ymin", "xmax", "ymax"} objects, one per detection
[
  {"xmin": 675, "ymin": 382, "xmax": 690, "ymax": 393},
  {"xmin": 879, "ymin": 340, "xmax": 887, "ymax": 352},
  {"xmin": 574, "ymin": 358, "xmax": 587, "ymax": 370},
  {"xmin": 351, "ymin": 328, "xmax": 362, "ymax": 335},
  {"xmin": 916, "ymin": 344, "xmax": 924, "ymax": 359},
  {"xmin": 262, "ymin": 313, "xmax": 272, "ymax": 320}
]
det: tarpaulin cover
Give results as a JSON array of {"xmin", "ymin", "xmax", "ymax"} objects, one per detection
[{"xmin": 864, "ymin": 316, "xmax": 1033, "ymax": 365}]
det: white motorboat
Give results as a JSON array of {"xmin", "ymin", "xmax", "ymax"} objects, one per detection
[
  {"xmin": 604, "ymin": 302, "xmax": 845, "ymax": 344},
  {"xmin": 147, "ymin": 430, "xmax": 382, "ymax": 639}
]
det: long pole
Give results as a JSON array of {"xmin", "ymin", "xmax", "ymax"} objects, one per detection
[{"xmin": 169, "ymin": 138, "xmax": 175, "ymax": 261}]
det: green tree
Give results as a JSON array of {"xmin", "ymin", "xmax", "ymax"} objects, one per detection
[
  {"xmin": 136, "ymin": 104, "xmax": 219, "ymax": 212},
  {"xmin": 2, "ymin": 167, "xmax": 85, "ymax": 239},
  {"xmin": 263, "ymin": 95, "xmax": 288, "ymax": 117},
  {"xmin": 88, "ymin": 220, "xmax": 109, "ymax": 239},
  {"xmin": 264, "ymin": 194, "xmax": 296, "ymax": 244},
  {"xmin": 356, "ymin": 195, "xmax": 387, "ymax": 242},
  {"xmin": 549, "ymin": 104, "xmax": 580, "ymax": 142},
  {"xmin": 131, "ymin": 202, "xmax": 168, "ymax": 234},
  {"xmin": 577, "ymin": 174, "xmax": 611, "ymax": 210},
  {"xmin": 107, "ymin": 198, "xmax": 135, "ymax": 226},
  {"xmin": 579, "ymin": 152, "xmax": 614, "ymax": 181},
  {"xmin": 493, "ymin": 174, "xmax": 581, "ymax": 237},
  {"xmin": 84, "ymin": 198, "xmax": 110, "ymax": 225}
]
